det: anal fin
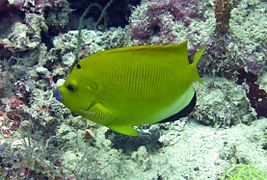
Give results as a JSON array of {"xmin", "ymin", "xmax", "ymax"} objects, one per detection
[
  {"xmin": 158, "ymin": 92, "xmax": 196, "ymax": 123},
  {"xmin": 108, "ymin": 125, "xmax": 139, "ymax": 136}
]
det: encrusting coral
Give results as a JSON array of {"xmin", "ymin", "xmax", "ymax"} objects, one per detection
[
  {"xmin": 192, "ymin": 76, "xmax": 257, "ymax": 127},
  {"xmin": 215, "ymin": 0, "xmax": 232, "ymax": 34},
  {"xmin": 129, "ymin": 0, "xmax": 206, "ymax": 44}
]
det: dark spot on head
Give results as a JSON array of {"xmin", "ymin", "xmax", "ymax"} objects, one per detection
[
  {"xmin": 67, "ymin": 84, "xmax": 76, "ymax": 92},
  {"xmin": 76, "ymin": 64, "xmax": 81, "ymax": 69}
]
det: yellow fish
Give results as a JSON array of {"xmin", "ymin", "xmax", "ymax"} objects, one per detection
[{"xmin": 57, "ymin": 41, "xmax": 205, "ymax": 136}]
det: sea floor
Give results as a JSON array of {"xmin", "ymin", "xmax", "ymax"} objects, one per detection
[{"xmin": 87, "ymin": 118, "xmax": 267, "ymax": 179}]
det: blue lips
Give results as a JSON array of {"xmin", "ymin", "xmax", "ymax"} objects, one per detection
[
  {"xmin": 47, "ymin": 75, "xmax": 62, "ymax": 102},
  {"xmin": 53, "ymin": 88, "xmax": 62, "ymax": 101}
]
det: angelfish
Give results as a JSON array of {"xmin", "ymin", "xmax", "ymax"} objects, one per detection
[{"xmin": 57, "ymin": 41, "xmax": 205, "ymax": 136}]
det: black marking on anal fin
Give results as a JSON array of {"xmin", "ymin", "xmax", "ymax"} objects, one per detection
[{"xmin": 158, "ymin": 92, "xmax": 196, "ymax": 124}]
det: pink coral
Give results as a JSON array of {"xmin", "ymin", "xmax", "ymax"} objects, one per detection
[
  {"xmin": 7, "ymin": 0, "xmax": 52, "ymax": 13},
  {"xmin": 0, "ymin": 71, "xmax": 9, "ymax": 96},
  {"xmin": 130, "ymin": 0, "xmax": 205, "ymax": 44},
  {"xmin": 0, "ymin": 97, "xmax": 26, "ymax": 136}
]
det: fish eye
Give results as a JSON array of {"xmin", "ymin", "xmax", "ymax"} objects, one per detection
[
  {"xmin": 66, "ymin": 84, "xmax": 76, "ymax": 92},
  {"xmin": 76, "ymin": 64, "xmax": 81, "ymax": 69}
]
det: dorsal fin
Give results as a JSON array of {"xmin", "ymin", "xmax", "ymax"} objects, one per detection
[
  {"xmin": 90, "ymin": 41, "xmax": 189, "ymax": 66},
  {"xmin": 97, "ymin": 41, "xmax": 188, "ymax": 54},
  {"xmin": 94, "ymin": 41, "xmax": 188, "ymax": 59}
]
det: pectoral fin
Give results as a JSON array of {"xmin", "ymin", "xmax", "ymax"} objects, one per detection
[
  {"xmin": 83, "ymin": 102, "xmax": 112, "ymax": 125},
  {"xmin": 83, "ymin": 103, "xmax": 138, "ymax": 136},
  {"xmin": 108, "ymin": 125, "xmax": 139, "ymax": 136}
]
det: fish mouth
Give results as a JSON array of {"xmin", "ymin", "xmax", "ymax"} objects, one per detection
[
  {"xmin": 46, "ymin": 75, "xmax": 62, "ymax": 101},
  {"xmin": 54, "ymin": 88, "xmax": 62, "ymax": 101}
]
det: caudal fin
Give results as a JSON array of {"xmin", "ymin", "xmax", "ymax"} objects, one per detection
[{"xmin": 191, "ymin": 47, "xmax": 205, "ymax": 84}]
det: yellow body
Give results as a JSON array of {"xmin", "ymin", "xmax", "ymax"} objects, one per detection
[{"xmin": 58, "ymin": 41, "xmax": 204, "ymax": 136}]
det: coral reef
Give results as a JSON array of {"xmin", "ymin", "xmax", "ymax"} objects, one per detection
[
  {"xmin": 129, "ymin": 0, "xmax": 207, "ymax": 44},
  {"xmin": 237, "ymin": 69, "xmax": 267, "ymax": 117},
  {"xmin": 0, "ymin": 0, "xmax": 266, "ymax": 179},
  {"xmin": 0, "ymin": 14, "xmax": 47, "ymax": 54},
  {"xmin": 5, "ymin": 0, "xmax": 52, "ymax": 13},
  {"xmin": 201, "ymin": 0, "xmax": 266, "ymax": 76},
  {"xmin": 45, "ymin": 0, "xmax": 72, "ymax": 35},
  {"xmin": 68, "ymin": 0, "xmax": 141, "ymax": 29},
  {"xmin": 192, "ymin": 76, "xmax": 257, "ymax": 127},
  {"xmin": 215, "ymin": 0, "xmax": 231, "ymax": 34},
  {"xmin": 0, "ymin": 97, "xmax": 26, "ymax": 136},
  {"xmin": 0, "ymin": 70, "xmax": 11, "ymax": 97},
  {"xmin": 0, "ymin": 0, "xmax": 71, "ymax": 56},
  {"xmin": 198, "ymin": 0, "xmax": 267, "ymax": 118}
]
